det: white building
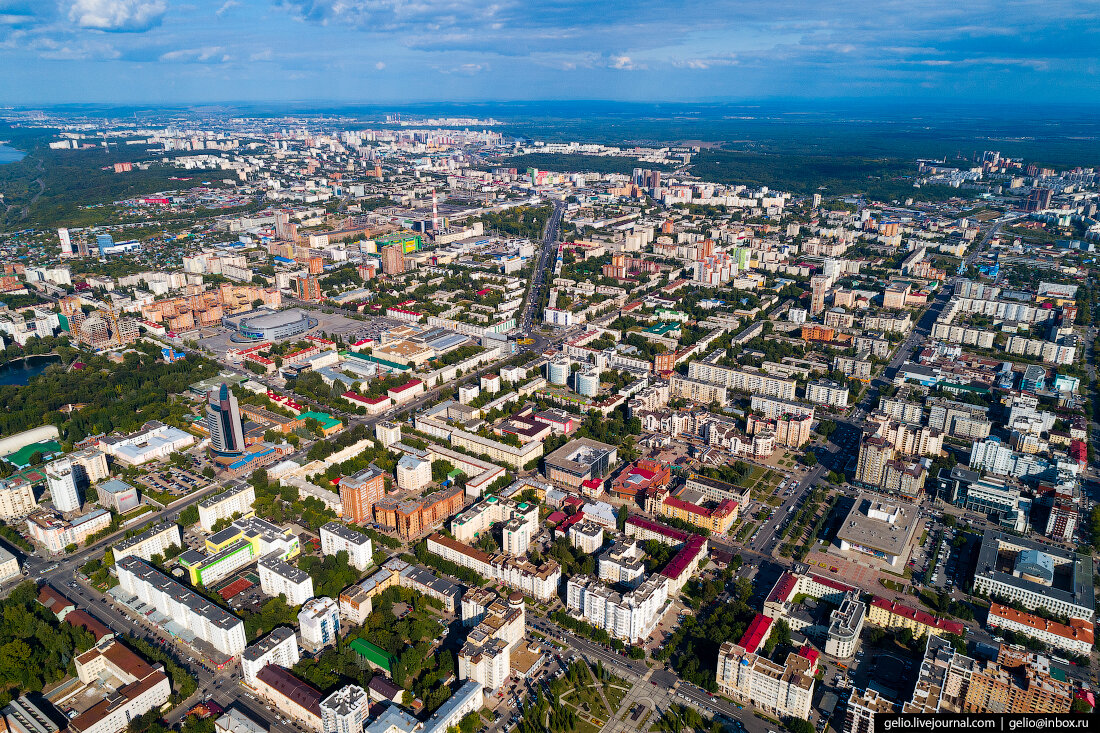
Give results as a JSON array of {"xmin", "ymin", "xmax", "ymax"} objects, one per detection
[
  {"xmin": 597, "ymin": 540, "xmax": 646, "ymax": 589},
  {"xmin": 113, "ymin": 523, "xmax": 183, "ymax": 562},
  {"xmin": 568, "ymin": 521, "xmax": 604, "ymax": 554},
  {"xmin": 320, "ymin": 686, "xmax": 369, "ymax": 733},
  {"xmin": 716, "ymin": 641, "xmax": 816, "ymax": 719},
  {"xmin": 298, "ymin": 596, "xmax": 340, "ymax": 652},
  {"xmin": 259, "ymin": 554, "xmax": 314, "ymax": 606},
  {"xmin": 396, "ymin": 455, "xmax": 432, "ymax": 492},
  {"xmin": 806, "ymin": 380, "xmax": 849, "ymax": 408},
  {"xmin": 97, "ymin": 421, "xmax": 195, "ymax": 465},
  {"xmin": 69, "ymin": 639, "xmax": 171, "ymax": 733},
  {"xmin": 427, "ymin": 533, "xmax": 560, "ymax": 601},
  {"xmin": 0, "ymin": 546, "xmax": 20, "ymax": 583},
  {"xmin": 45, "ymin": 461, "xmax": 83, "ymax": 512},
  {"xmin": 115, "ymin": 556, "xmax": 246, "ymax": 656},
  {"xmin": 986, "ymin": 603, "xmax": 1094, "ymax": 657},
  {"xmin": 198, "ymin": 484, "xmax": 256, "ymax": 532},
  {"xmin": 242, "ymin": 627, "xmax": 300, "ymax": 686},
  {"xmin": 319, "ymin": 522, "xmax": 374, "ymax": 571},
  {"xmin": 0, "ymin": 482, "xmax": 36, "ymax": 520},
  {"xmin": 450, "ymin": 496, "xmax": 539, "ymax": 555},
  {"xmin": 565, "ymin": 574, "xmax": 669, "ymax": 644}
]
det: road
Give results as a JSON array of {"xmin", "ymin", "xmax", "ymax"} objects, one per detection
[{"xmin": 518, "ymin": 200, "xmax": 565, "ymax": 336}]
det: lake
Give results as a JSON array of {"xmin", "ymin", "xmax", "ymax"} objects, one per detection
[
  {"xmin": 0, "ymin": 354, "xmax": 62, "ymax": 386},
  {"xmin": 0, "ymin": 144, "xmax": 25, "ymax": 164}
]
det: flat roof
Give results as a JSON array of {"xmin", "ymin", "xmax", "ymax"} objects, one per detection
[
  {"xmin": 836, "ymin": 493, "xmax": 920, "ymax": 557},
  {"xmin": 974, "ymin": 529, "xmax": 1094, "ymax": 613}
]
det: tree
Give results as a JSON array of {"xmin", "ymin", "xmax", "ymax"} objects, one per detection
[
  {"xmin": 201, "ymin": 466, "xmax": 215, "ymax": 479},
  {"xmin": 179, "ymin": 505, "xmax": 199, "ymax": 527},
  {"xmin": 785, "ymin": 718, "xmax": 815, "ymax": 733},
  {"xmin": 617, "ymin": 504, "xmax": 629, "ymax": 531},
  {"xmin": 803, "ymin": 451, "xmax": 817, "ymax": 467}
]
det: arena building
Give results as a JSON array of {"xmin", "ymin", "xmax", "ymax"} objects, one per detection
[{"xmin": 225, "ymin": 308, "xmax": 318, "ymax": 343}]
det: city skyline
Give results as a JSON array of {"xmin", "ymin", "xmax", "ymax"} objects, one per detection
[{"xmin": 0, "ymin": 0, "xmax": 1097, "ymax": 105}]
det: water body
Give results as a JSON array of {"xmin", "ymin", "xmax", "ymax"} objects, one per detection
[
  {"xmin": 0, "ymin": 354, "xmax": 61, "ymax": 386},
  {"xmin": 0, "ymin": 144, "xmax": 25, "ymax": 164}
]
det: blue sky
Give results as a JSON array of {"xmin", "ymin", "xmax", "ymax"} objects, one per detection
[{"xmin": 0, "ymin": 0, "xmax": 1097, "ymax": 105}]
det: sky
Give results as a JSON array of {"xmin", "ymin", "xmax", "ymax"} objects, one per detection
[{"xmin": 0, "ymin": 0, "xmax": 1097, "ymax": 106}]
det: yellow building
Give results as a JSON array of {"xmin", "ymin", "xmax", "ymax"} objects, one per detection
[{"xmin": 867, "ymin": 597, "xmax": 964, "ymax": 639}]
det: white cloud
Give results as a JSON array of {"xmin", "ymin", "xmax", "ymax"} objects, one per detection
[
  {"xmin": 610, "ymin": 55, "xmax": 638, "ymax": 70},
  {"xmin": 68, "ymin": 0, "xmax": 167, "ymax": 32},
  {"xmin": 159, "ymin": 45, "xmax": 226, "ymax": 62},
  {"xmin": 216, "ymin": 0, "xmax": 239, "ymax": 15},
  {"xmin": 374, "ymin": 60, "xmax": 385, "ymax": 70}
]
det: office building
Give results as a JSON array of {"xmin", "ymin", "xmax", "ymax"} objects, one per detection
[
  {"xmin": 338, "ymin": 465, "xmax": 386, "ymax": 524},
  {"xmin": 971, "ymin": 530, "xmax": 1094, "ymax": 621},
  {"xmin": 543, "ymin": 438, "xmax": 618, "ymax": 489},
  {"xmin": 207, "ymin": 383, "xmax": 246, "ymax": 458},
  {"xmin": 242, "ymin": 627, "xmax": 300, "ymax": 686},
  {"xmin": 295, "ymin": 275, "xmax": 321, "ymax": 301},
  {"xmin": 836, "ymin": 495, "xmax": 920, "ymax": 568},
  {"xmin": 115, "ymin": 556, "xmax": 246, "ymax": 656},
  {"xmin": 96, "ymin": 478, "xmax": 140, "ymax": 513},
  {"xmin": 319, "ymin": 522, "xmax": 374, "ymax": 571},
  {"xmin": 298, "ymin": 597, "xmax": 340, "ymax": 653},
  {"xmin": 866, "ymin": 598, "xmax": 964, "ymax": 639}
]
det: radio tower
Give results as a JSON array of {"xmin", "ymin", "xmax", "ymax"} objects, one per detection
[{"xmin": 432, "ymin": 188, "xmax": 440, "ymax": 231}]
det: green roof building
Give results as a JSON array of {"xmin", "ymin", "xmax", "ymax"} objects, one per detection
[{"xmin": 350, "ymin": 638, "xmax": 395, "ymax": 672}]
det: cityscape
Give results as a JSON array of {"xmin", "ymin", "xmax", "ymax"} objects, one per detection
[{"xmin": 0, "ymin": 5, "xmax": 1098, "ymax": 733}]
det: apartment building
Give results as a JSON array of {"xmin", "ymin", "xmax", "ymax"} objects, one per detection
[
  {"xmin": 867, "ymin": 598, "xmax": 964, "ymax": 639},
  {"xmin": 319, "ymin": 522, "xmax": 374, "ymax": 571},
  {"xmin": 298, "ymin": 597, "xmax": 340, "ymax": 653},
  {"xmin": 986, "ymin": 603, "xmax": 1094, "ymax": 657},
  {"xmin": 425, "ymin": 533, "xmax": 561, "ymax": 601},
  {"xmin": 566, "ymin": 574, "xmax": 669, "ymax": 644},
  {"xmin": 320, "ymin": 686, "xmax": 369, "ymax": 733},
  {"xmin": 374, "ymin": 485, "xmax": 465, "ymax": 540},
  {"xmin": 686, "ymin": 362, "xmax": 796, "ymax": 400},
  {"xmin": 598, "ymin": 540, "xmax": 646, "ymax": 589},
  {"xmin": 716, "ymin": 642, "xmax": 817, "ymax": 719},
  {"xmin": 242, "ymin": 627, "xmax": 300, "ymax": 686},
  {"xmin": 806, "ymin": 380, "xmax": 849, "ymax": 408},
  {"xmin": 259, "ymin": 554, "xmax": 315, "ymax": 606},
  {"xmin": 113, "ymin": 523, "xmax": 182, "ymax": 562},
  {"xmin": 198, "ymin": 484, "xmax": 256, "ymax": 532},
  {"xmin": 115, "ymin": 556, "xmax": 246, "ymax": 656}
]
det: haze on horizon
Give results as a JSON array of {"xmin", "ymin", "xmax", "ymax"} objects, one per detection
[{"xmin": 0, "ymin": 0, "xmax": 1096, "ymax": 106}]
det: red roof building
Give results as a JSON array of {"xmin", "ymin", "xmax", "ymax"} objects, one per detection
[{"xmin": 738, "ymin": 614, "xmax": 774, "ymax": 654}]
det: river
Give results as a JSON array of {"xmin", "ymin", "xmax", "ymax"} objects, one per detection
[
  {"xmin": 0, "ymin": 144, "xmax": 25, "ymax": 164},
  {"xmin": 0, "ymin": 354, "xmax": 61, "ymax": 386}
]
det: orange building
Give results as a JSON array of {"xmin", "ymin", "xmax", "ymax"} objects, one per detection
[
  {"xmin": 295, "ymin": 275, "xmax": 321, "ymax": 301},
  {"xmin": 374, "ymin": 486, "xmax": 465, "ymax": 540},
  {"xmin": 339, "ymin": 466, "xmax": 387, "ymax": 524}
]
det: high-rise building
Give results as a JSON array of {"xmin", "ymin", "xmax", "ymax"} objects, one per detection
[
  {"xmin": 206, "ymin": 383, "xmax": 245, "ymax": 457},
  {"xmin": 298, "ymin": 597, "xmax": 341, "ymax": 653},
  {"xmin": 843, "ymin": 688, "xmax": 894, "ymax": 733},
  {"xmin": 810, "ymin": 274, "xmax": 829, "ymax": 315},
  {"xmin": 338, "ymin": 465, "xmax": 386, "ymax": 524},
  {"xmin": 46, "ymin": 461, "xmax": 82, "ymax": 513},
  {"xmin": 855, "ymin": 437, "xmax": 893, "ymax": 488},
  {"xmin": 58, "ymin": 228, "xmax": 72, "ymax": 256},
  {"xmin": 381, "ymin": 244, "xmax": 405, "ymax": 275},
  {"xmin": 320, "ymin": 686, "xmax": 368, "ymax": 733},
  {"xmin": 294, "ymin": 275, "xmax": 321, "ymax": 301}
]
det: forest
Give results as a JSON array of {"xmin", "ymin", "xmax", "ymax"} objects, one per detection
[
  {"xmin": 0, "ymin": 340, "xmax": 219, "ymax": 447},
  {"xmin": 0, "ymin": 582, "xmax": 98, "ymax": 706}
]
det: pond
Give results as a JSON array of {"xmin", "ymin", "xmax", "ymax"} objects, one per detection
[{"xmin": 0, "ymin": 354, "xmax": 62, "ymax": 386}]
